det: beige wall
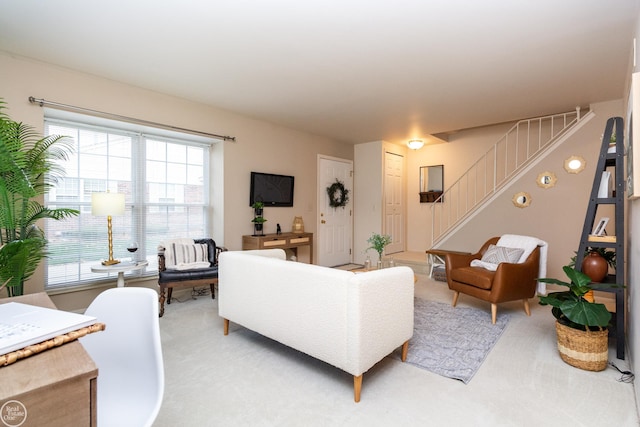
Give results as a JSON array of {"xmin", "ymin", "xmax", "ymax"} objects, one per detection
[
  {"xmin": 404, "ymin": 100, "xmax": 622, "ymax": 280},
  {"xmin": 626, "ymin": 9, "xmax": 640, "ymax": 412},
  {"xmin": 0, "ymin": 52, "xmax": 352, "ymax": 310}
]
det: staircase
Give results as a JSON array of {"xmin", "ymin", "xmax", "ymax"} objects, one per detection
[{"xmin": 430, "ymin": 109, "xmax": 590, "ymax": 247}]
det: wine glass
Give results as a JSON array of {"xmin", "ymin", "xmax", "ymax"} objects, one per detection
[{"xmin": 127, "ymin": 242, "xmax": 138, "ymax": 262}]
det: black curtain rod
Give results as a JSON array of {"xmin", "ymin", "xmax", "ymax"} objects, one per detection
[{"xmin": 28, "ymin": 96, "xmax": 236, "ymax": 142}]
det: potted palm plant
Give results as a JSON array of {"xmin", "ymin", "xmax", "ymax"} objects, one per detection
[
  {"xmin": 538, "ymin": 265, "xmax": 614, "ymax": 371},
  {"xmin": 0, "ymin": 99, "xmax": 79, "ymax": 296}
]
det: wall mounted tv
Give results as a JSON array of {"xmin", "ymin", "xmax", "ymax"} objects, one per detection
[{"xmin": 249, "ymin": 172, "xmax": 295, "ymax": 207}]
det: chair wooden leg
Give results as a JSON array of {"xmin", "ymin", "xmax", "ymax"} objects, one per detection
[
  {"xmin": 523, "ymin": 299, "xmax": 531, "ymax": 316},
  {"xmin": 210, "ymin": 283, "xmax": 215, "ymax": 299},
  {"xmin": 354, "ymin": 375, "xmax": 363, "ymax": 403},
  {"xmin": 452, "ymin": 291, "xmax": 460, "ymax": 307},
  {"xmin": 491, "ymin": 303, "xmax": 497, "ymax": 324},
  {"xmin": 401, "ymin": 340, "xmax": 409, "ymax": 362},
  {"xmin": 223, "ymin": 318, "xmax": 229, "ymax": 335},
  {"xmin": 158, "ymin": 286, "xmax": 166, "ymax": 318}
]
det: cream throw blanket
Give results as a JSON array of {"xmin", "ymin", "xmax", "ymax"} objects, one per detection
[{"xmin": 470, "ymin": 234, "xmax": 548, "ymax": 295}]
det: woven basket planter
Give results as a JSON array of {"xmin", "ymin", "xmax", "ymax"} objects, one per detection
[{"xmin": 555, "ymin": 321, "xmax": 608, "ymax": 371}]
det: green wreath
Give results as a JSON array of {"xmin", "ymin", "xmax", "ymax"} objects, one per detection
[{"xmin": 327, "ymin": 179, "xmax": 349, "ymax": 208}]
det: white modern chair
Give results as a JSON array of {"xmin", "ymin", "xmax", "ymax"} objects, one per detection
[{"xmin": 80, "ymin": 287, "xmax": 165, "ymax": 427}]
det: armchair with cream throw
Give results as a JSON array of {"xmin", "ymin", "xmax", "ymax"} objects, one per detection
[{"xmin": 444, "ymin": 235, "xmax": 548, "ymax": 324}]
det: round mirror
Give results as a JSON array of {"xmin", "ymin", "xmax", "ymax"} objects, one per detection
[
  {"xmin": 564, "ymin": 155, "xmax": 586, "ymax": 174},
  {"xmin": 512, "ymin": 191, "xmax": 531, "ymax": 208},
  {"xmin": 536, "ymin": 171, "xmax": 557, "ymax": 189}
]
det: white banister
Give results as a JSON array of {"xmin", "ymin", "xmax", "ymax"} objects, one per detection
[{"xmin": 430, "ymin": 110, "xmax": 582, "ymax": 246}]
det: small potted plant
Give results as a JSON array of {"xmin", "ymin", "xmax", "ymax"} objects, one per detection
[
  {"xmin": 366, "ymin": 233, "xmax": 392, "ymax": 268},
  {"xmin": 251, "ymin": 216, "xmax": 267, "ymax": 236},
  {"xmin": 251, "ymin": 201, "xmax": 264, "ymax": 216},
  {"xmin": 538, "ymin": 265, "xmax": 613, "ymax": 371}
]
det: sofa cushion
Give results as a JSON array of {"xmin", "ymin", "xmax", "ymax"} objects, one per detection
[
  {"xmin": 159, "ymin": 266, "xmax": 218, "ymax": 284},
  {"xmin": 450, "ymin": 266, "xmax": 495, "ymax": 290}
]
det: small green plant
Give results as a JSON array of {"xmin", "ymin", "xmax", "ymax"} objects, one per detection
[
  {"xmin": 538, "ymin": 265, "xmax": 613, "ymax": 330},
  {"xmin": 366, "ymin": 233, "xmax": 392, "ymax": 260},
  {"xmin": 251, "ymin": 201, "xmax": 264, "ymax": 210},
  {"xmin": 251, "ymin": 216, "xmax": 267, "ymax": 224}
]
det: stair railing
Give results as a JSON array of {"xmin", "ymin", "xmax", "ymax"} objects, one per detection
[{"xmin": 430, "ymin": 109, "xmax": 583, "ymax": 246}]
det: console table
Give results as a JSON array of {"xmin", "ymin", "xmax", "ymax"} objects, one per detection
[
  {"xmin": 242, "ymin": 232, "xmax": 313, "ymax": 263},
  {"xmin": 0, "ymin": 293, "xmax": 98, "ymax": 426}
]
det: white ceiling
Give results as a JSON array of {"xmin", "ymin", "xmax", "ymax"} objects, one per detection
[{"xmin": 0, "ymin": 0, "xmax": 638, "ymax": 145}]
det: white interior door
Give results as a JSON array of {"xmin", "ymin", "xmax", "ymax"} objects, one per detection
[
  {"xmin": 317, "ymin": 156, "xmax": 353, "ymax": 266},
  {"xmin": 384, "ymin": 152, "xmax": 404, "ymax": 254}
]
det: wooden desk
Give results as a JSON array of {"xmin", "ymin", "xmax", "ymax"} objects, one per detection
[
  {"xmin": 242, "ymin": 232, "xmax": 313, "ymax": 263},
  {"xmin": 0, "ymin": 293, "xmax": 97, "ymax": 427}
]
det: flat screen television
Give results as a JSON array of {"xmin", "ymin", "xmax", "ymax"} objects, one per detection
[{"xmin": 249, "ymin": 172, "xmax": 295, "ymax": 207}]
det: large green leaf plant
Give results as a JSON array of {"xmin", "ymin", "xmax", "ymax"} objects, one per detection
[
  {"xmin": 0, "ymin": 99, "xmax": 79, "ymax": 296},
  {"xmin": 538, "ymin": 265, "xmax": 612, "ymax": 330}
]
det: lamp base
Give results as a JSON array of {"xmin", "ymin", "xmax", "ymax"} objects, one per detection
[{"xmin": 102, "ymin": 259, "xmax": 121, "ymax": 266}]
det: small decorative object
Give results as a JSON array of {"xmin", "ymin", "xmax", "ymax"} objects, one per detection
[
  {"xmin": 364, "ymin": 256, "xmax": 371, "ymax": 271},
  {"xmin": 582, "ymin": 251, "xmax": 608, "ymax": 283},
  {"xmin": 366, "ymin": 233, "xmax": 392, "ymax": 264},
  {"xmin": 276, "ymin": 223, "xmax": 282, "ymax": 235},
  {"xmin": 536, "ymin": 171, "xmax": 557, "ymax": 189},
  {"xmin": 564, "ymin": 155, "xmax": 586, "ymax": 174},
  {"xmin": 538, "ymin": 266, "xmax": 617, "ymax": 371},
  {"xmin": 326, "ymin": 179, "xmax": 349, "ymax": 208},
  {"xmin": 251, "ymin": 201, "xmax": 266, "ymax": 235},
  {"xmin": 292, "ymin": 216, "xmax": 304, "ymax": 232},
  {"xmin": 512, "ymin": 191, "xmax": 531, "ymax": 208}
]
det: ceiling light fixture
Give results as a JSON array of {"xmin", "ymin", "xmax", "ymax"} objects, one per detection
[{"xmin": 407, "ymin": 139, "xmax": 424, "ymax": 150}]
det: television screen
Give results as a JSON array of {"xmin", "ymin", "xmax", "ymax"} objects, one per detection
[{"xmin": 249, "ymin": 172, "xmax": 295, "ymax": 207}]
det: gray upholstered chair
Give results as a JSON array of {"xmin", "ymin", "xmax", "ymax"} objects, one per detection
[{"xmin": 157, "ymin": 238, "xmax": 226, "ymax": 317}]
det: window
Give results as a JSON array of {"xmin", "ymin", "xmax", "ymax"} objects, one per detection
[{"xmin": 44, "ymin": 116, "xmax": 211, "ymax": 290}]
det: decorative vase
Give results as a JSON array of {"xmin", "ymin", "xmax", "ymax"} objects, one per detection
[{"xmin": 581, "ymin": 251, "xmax": 608, "ymax": 283}]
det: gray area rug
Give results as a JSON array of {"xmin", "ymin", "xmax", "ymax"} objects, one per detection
[{"xmin": 403, "ymin": 298, "xmax": 509, "ymax": 384}]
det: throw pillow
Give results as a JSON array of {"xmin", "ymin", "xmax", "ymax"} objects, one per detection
[
  {"xmin": 481, "ymin": 244, "xmax": 524, "ymax": 265},
  {"xmin": 170, "ymin": 243, "xmax": 209, "ymax": 266}
]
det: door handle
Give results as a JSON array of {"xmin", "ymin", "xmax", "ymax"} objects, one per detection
[{"xmin": 321, "ymin": 220, "xmax": 326, "ymax": 224}]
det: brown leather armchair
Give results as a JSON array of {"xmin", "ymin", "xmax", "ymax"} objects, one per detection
[{"xmin": 444, "ymin": 237, "xmax": 540, "ymax": 324}]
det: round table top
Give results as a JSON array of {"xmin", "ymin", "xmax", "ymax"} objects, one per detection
[{"xmin": 90, "ymin": 260, "xmax": 148, "ymax": 273}]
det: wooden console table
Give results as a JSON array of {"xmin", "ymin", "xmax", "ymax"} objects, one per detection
[
  {"xmin": 0, "ymin": 293, "xmax": 98, "ymax": 426},
  {"xmin": 243, "ymin": 232, "xmax": 313, "ymax": 263}
]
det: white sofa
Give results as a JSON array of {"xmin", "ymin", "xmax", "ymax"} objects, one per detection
[{"xmin": 218, "ymin": 249, "xmax": 415, "ymax": 402}]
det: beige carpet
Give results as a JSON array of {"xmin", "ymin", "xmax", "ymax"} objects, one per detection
[{"xmin": 153, "ymin": 274, "xmax": 638, "ymax": 426}]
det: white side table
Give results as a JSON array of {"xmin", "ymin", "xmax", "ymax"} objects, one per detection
[{"xmin": 91, "ymin": 260, "xmax": 149, "ymax": 287}]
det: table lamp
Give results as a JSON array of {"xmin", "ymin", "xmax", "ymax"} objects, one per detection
[{"xmin": 92, "ymin": 192, "xmax": 125, "ymax": 265}]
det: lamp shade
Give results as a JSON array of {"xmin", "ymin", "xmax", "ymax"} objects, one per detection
[
  {"xmin": 92, "ymin": 192, "xmax": 125, "ymax": 216},
  {"xmin": 407, "ymin": 139, "xmax": 424, "ymax": 150}
]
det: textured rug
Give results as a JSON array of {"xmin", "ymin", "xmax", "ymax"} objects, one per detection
[{"xmin": 403, "ymin": 298, "xmax": 509, "ymax": 384}]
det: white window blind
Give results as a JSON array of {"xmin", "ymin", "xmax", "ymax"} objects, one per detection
[{"xmin": 44, "ymin": 117, "xmax": 210, "ymax": 290}]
